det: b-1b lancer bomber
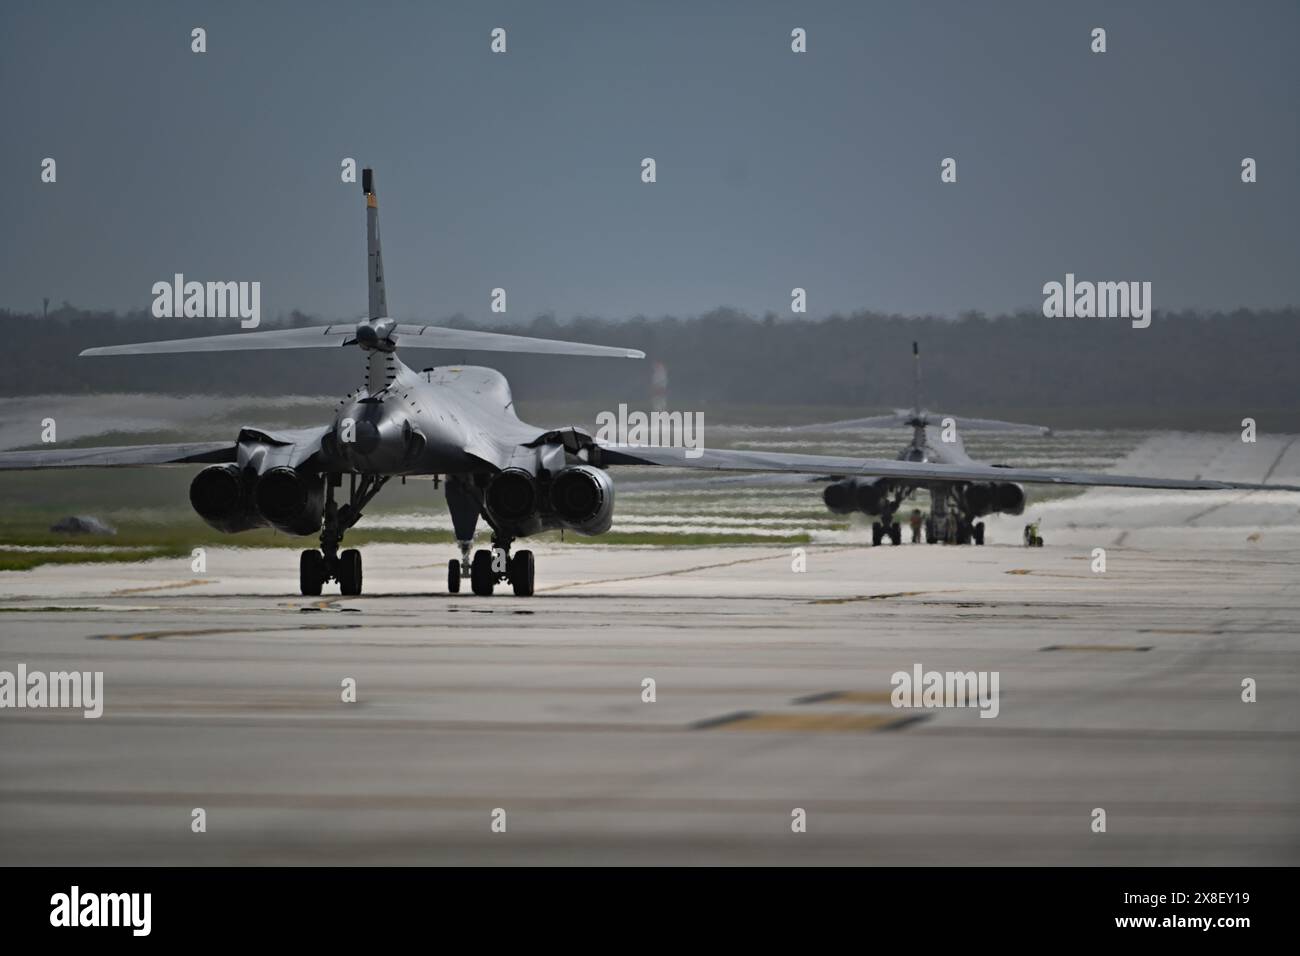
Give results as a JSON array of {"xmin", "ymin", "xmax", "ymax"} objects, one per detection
[
  {"xmin": 804, "ymin": 342, "xmax": 1054, "ymax": 545},
  {"xmin": 2, "ymin": 171, "xmax": 1297, "ymax": 596}
]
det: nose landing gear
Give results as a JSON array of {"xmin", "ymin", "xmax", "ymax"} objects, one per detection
[
  {"xmin": 448, "ymin": 539, "xmax": 472, "ymax": 593},
  {"xmin": 298, "ymin": 474, "xmax": 388, "ymax": 596}
]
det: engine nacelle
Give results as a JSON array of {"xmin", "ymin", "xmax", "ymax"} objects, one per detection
[
  {"xmin": 823, "ymin": 479, "xmax": 856, "ymax": 515},
  {"xmin": 823, "ymin": 477, "xmax": 887, "ymax": 515},
  {"xmin": 550, "ymin": 465, "xmax": 615, "ymax": 535},
  {"xmin": 253, "ymin": 467, "xmax": 326, "ymax": 535},
  {"xmin": 995, "ymin": 482, "xmax": 1026, "ymax": 515},
  {"xmin": 965, "ymin": 481, "xmax": 1026, "ymax": 517},
  {"xmin": 484, "ymin": 468, "xmax": 540, "ymax": 526},
  {"xmin": 189, "ymin": 464, "xmax": 265, "ymax": 534}
]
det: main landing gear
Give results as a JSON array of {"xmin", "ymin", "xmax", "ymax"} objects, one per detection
[
  {"xmin": 452, "ymin": 535, "xmax": 534, "ymax": 597},
  {"xmin": 871, "ymin": 503, "xmax": 904, "ymax": 546},
  {"xmin": 872, "ymin": 519, "xmax": 902, "ymax": 546},
  {"xmin": 299, "ymin": 474, "xmax": 389, "ymax": 596},
  {"xmin": 442, "ymin": 475, "xmax": 535, "ymax": 598},
  {"xmin": 921, "ymin": 513, "xmax": 985, "ymax": 545}
]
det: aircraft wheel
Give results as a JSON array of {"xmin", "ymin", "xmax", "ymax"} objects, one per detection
[
  {"xmin": 973, "ymin": 522, "xmax": 985, "ymax": 546},
  {"xmin": 299, "ymin": 549, "xmax": 325, "ymax": 596},
  {"xmin": 338, "ymin": 548, "xmax": 363, "ymax": 596},
  {"xmin": 889, "ymin": 522, "xmax": 902, "ymax": 546},
  {"xmin": 471, "ymin": 549, "xmax": 496, "ymax": 596},
  {"xmin": 871, "ymin": 522, "xmax": 883, "ymax": 547},
  {"xmin": 510, "ymin": 550, "xmax": 535, "ymax": 597},
  {"xmin": 448, "ymin": 558, "xmax": 461, "ymax": 594}
]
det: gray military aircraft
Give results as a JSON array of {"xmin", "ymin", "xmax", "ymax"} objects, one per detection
[
  {"xmin": 799, "ymin": 342, "xmax": 1056, "ymax": 546},
  {"xmin": 3, "ymin": 170, "xmax": 1297, "ymax": 597}
]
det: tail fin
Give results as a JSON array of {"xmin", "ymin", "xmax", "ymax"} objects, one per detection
[
  {"xmin": 363, "ymin": 168, "xmax": 387, "ymax": 320},
  {"xmin": 911, "ymin": 341, "xmax": 922, "ymax": 416}
]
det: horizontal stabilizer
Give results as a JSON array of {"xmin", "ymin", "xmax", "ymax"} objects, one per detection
[
  {"xmin": 931, "ymin": 414, "xmax": 1051, "ymax": 435},
  {"xmin": 787, "ymin": 413, "xmax": 909, "ymax": 432},
  {"xmin": 391, "ymin": 324, "xmax": 643, "ymax": 359},
  {"xmin": 81, "ymin": 322, "xmax": 644, "ymax": 360},
  {"xmin": 789, "ymin": 410, "xmax": 1050, "ymax": 435},
  {"xmin": 81, "ymin": 325, "xmax": 355, "ymax": 356}
]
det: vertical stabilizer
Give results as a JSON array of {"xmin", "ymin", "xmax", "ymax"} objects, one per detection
[
  {"xmin": 911, "ymin": 341, "xmax": 922, "ymax": 416},
  {"xmin": 363, "ymin": 168, "xmax": 388, "ymax": 320},
  {"xmin": 361, "ymin": 168, "xmax": 395, "ymax": 393}
]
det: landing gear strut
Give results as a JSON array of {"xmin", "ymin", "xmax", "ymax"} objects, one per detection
[{"xmin": 299, "ymin": 474, "xmax": 389, "ymax": 596}]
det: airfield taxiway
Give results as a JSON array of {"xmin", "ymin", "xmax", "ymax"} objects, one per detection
[{"xmin": 1, "ymin": 433, "xmax": 1299, "ymax": 865}]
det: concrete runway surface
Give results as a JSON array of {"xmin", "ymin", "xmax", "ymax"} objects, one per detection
[{"xmin": 1, "ymin": 432, "xmax": 1298, "ymax": 865}]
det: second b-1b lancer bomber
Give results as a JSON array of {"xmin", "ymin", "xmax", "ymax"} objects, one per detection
[
  {"xmin": 2, "ymin": 169, "xmax": 1297, "ymax": 596},
  {"xmin": 803, "ymin": 342, "xmax": 1056, "ymax": 546}
]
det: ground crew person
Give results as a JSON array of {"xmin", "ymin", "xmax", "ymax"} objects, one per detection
[{"xmin": 909, "ymin": 509, "xmax": 924, "ymax": 543}]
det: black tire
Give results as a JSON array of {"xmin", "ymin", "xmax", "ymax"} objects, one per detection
[
  {"xmin": 889, "ymin": 522, "xmax": 902, "ymax": 546},
  {"xmin": 510, "ymin": 550, "xmax": 535, "ymax": 597},
  {"xmin": 299, "ymin": 549, "xmax": 325, "ymax": 596},
  {"xmin": 871, "ymin": 522, "xmax": 883, "ymax": 547},
  {"xmin": 973, "ymin": 522, "xmax": 985, "ymax": 546},
  {"xmin": 448, "ymin": 558, "xmax": 461, "ymax": 594},
  {"xmin": 471, "ymin": 549, "xmax": 495, "ymax": 596},
  {"xmin": 338, "ymin": 548, "xmax": 363, "ymax": 596}
]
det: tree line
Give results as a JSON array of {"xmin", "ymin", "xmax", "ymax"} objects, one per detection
[{"xmin": 5, "ymin": 305, "xmax": 1297, "ymax": 428}]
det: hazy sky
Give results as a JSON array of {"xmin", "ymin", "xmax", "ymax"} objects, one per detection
[{"xmin": 3, "ymin": 0, "xmax": 1297, "ymax": 322}]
